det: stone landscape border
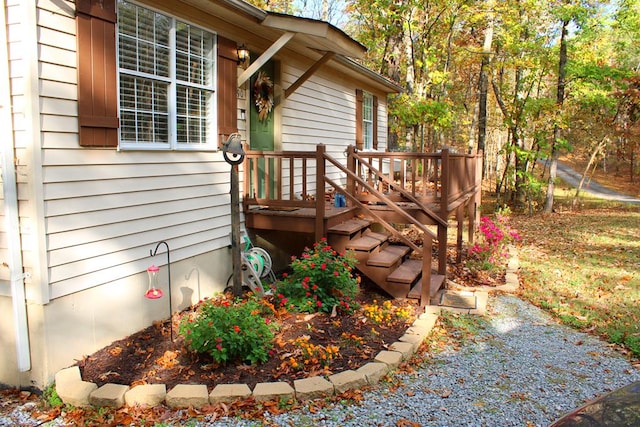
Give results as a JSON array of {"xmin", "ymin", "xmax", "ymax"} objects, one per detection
[{"xmin": 54, "ymin": 252, "xmax": 519, "ymax": 411}]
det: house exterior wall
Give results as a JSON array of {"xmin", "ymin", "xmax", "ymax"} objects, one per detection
[
  {"xmin": 275, "ymin": 62, "xmax": 389, "ymax": 197},
  {"xmin": 0, "ymin": 0, "xmax": 394, "ymax": 389},
  {"xmin": 1, "ymin": 0, "xmax": 238, "ymax": 389}
]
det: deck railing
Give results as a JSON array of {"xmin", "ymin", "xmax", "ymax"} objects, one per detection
[{"xmin": 243, "ymin": 144, "xmax": 481, "ymax": 221}]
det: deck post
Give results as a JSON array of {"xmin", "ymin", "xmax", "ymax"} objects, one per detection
[
  {"xmin": 421, "ymin": 233, "xmax": 433, "ymax": 308},
  {"xmin": 456, "ymin": 205, "xmax": 464, "ymax": 264},
  {"xmin": 346, "ymin": 145, "xmax": 356, "ymax": 203},
  {"xmin": 315, "ymin": 144, "xmax": 326, "ymax": 242},
  {"xmin": 438, "ymin": 149, "xmax": 449, "ymax": 275}
]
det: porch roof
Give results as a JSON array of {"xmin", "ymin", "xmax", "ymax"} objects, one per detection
[{"xmin": 210, "ymin": 0, "xmax": 403, "ymax": 93}]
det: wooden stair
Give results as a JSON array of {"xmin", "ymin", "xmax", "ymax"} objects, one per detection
[{"xmin": 327, "ymin": 218, "xmax": 445, "ymax": 304}]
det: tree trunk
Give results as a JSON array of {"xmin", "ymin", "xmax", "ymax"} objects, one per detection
[
  {"xmin": 572, "ymin": 137, "xmax": 608, "ymax": 208},
  {"xmin": 477, "ymin": 0, "xmax": 494, "ymax": 154},
  {"xmin": 544, "ymin": 18, "xmax": 569, "ymax": 213}
]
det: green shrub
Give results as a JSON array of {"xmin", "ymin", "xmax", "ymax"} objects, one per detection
[
  {"xmin": 274, "ymin": 238, "xmax": 359, "ymax": 314},
  {"xmin": 179, "ymin": 297, "xmax": 275, "ymax": 365}
]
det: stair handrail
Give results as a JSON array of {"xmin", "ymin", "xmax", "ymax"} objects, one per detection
[
  {"xmin": 324, "ymin": 175, "xmax": 422, "ymax": 254},
  {"xmin": 351, "ymin": 151, "xmax": 448, "ymax": 228},
  {"xmin": 324, "ymin": 154, "xmax": 437, "ymax": 251}
]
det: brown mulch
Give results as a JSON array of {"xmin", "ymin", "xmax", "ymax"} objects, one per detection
[{"xmin": 77, "ymin": 283, "xmax": 419, "ymax": 391}]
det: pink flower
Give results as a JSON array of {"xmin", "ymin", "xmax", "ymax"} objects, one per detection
[
  {"xmin": 334, "ymin": 271, "xmax": 339, "ymax": 277},
  {"xmin": 321, "ymin": 263, "xmax": 327, "ymax": 270},
  {"xmin": 216, "ymin": 344, "xmax": 223, "ymax": 351}
]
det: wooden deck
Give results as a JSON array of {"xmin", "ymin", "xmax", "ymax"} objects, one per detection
[
  {"xmin": 241, "ymin": 144, "xmax": 482, "ymax": 306},
  {"xmin": 244, "ymin": 204, "xmax": 358, "ymax": 233}
]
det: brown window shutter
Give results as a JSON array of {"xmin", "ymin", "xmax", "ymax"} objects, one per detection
[
  {"xmin": 217, "ymin": 36, "xmax": 238, "ymax": 145},
  {"xmin": 355, "ymin": 89, "xmax": 363, "ymax": 150},
  {"xmin": 76, "ymin": 0, "xmax": 118, "ymax": 147},
  {"xmin": 372, "ymin": 95, "xmax": 378, "ymax": 150}
]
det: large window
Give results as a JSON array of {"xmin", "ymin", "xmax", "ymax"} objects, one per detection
[
  {"xmin": 362, "ymin": 91, "xmax": 374, "ymax": 150},
  {"xmin": 117, "ymin": 0, "xmax": 216, "ymax": 149}
]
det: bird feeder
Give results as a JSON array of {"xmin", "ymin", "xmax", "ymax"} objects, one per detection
[{"xmin": 145, "ymin": 264, "xmax": 163, "ymax": 299}]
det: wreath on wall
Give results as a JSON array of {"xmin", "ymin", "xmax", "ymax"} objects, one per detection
[{"xmin": 254, "ymin": 70, "xmax": 274, "ymax": 122}]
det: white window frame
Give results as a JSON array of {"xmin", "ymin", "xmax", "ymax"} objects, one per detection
[
  {"xmin": 116, "ymin": 0, "xmax": 218, "ymax": 151},
  {"xmin": 362, "ymin": 90, "xmax": 374, "ymax": 151}
]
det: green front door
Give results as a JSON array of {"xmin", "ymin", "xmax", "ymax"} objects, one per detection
[{"xmin": 249, "ymin": 60, "xmax": 275, "ymax": 199}]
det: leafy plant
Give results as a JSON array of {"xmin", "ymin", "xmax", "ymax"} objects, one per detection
[
  {"xmin": 179, "ymin": 296, "xmax": 276, "ymax": 365},
  {"xmin": 340, "ymin": 332, "xmax": 365, "ymax": 348},
  {"xmin": 362, "ymin": 299, "xmax": 412, "ymax": 325},
  {"xmin": 284, "ymin": 336, "xmax": 340, "ymax": 371},
  {"xmin": 274, "ymin": 238, "xmax": 360, "ymax": 314},
  {"xmin": 466, "ymin": 214, "xmax": 521, "ymax": 271},
  {"xmin": 43, "ymin": 382, "xmax": 63, "ymax": 408}
]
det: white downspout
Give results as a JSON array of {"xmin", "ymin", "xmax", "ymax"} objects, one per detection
[{"xmin": 1, "ymin": 0, "xmax": 31, "ymax": 372}]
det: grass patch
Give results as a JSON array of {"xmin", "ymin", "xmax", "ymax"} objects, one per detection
[{"xmin": 511, "ymin": 205, "xmax": 640, "ymax": 357}]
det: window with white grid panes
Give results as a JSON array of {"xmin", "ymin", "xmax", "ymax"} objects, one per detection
[
  {"xmin": 117, "ymin": 0, "xmax": 216, "ymax": 149},
  {"xmin": 362, "ymin": 91, "xmax": 373, "ymax": 150}
]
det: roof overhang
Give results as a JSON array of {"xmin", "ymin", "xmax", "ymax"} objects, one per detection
[
  {"xmin": 261, "ymin": 13, "xmax": 366, "ymax": 59},
  {"xmin": 238, "ymin": 11, "xmax": 368, "ymax": 90},
  {"xmin": 179, "ymin": 0, "xmax": 401, "ymax": 95},
  {"xmin": 333, "ymin": 55, "xmax": 404, "ymax": 94}
]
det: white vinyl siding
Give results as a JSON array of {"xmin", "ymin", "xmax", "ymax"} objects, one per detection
[
  {"xmin": 29, "ymin": 0, "xmax": 234, "ymax": 299},
  {"xmin": 117, "ymin": 0, "xmax": 216, "ymax": 150},
  {"xmin": 276, "ymin": 63, "xmax": 388, "ymax": 199}
]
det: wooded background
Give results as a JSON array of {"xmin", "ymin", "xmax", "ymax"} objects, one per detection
[{"xmin": 249, "ymin": 0, "xmax": 639, "ymax": 211}]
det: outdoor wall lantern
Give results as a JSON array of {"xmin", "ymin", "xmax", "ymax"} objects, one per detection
[{"xmin": 237, "ymin": 45, "xmax": 249, "ymax": 65}]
